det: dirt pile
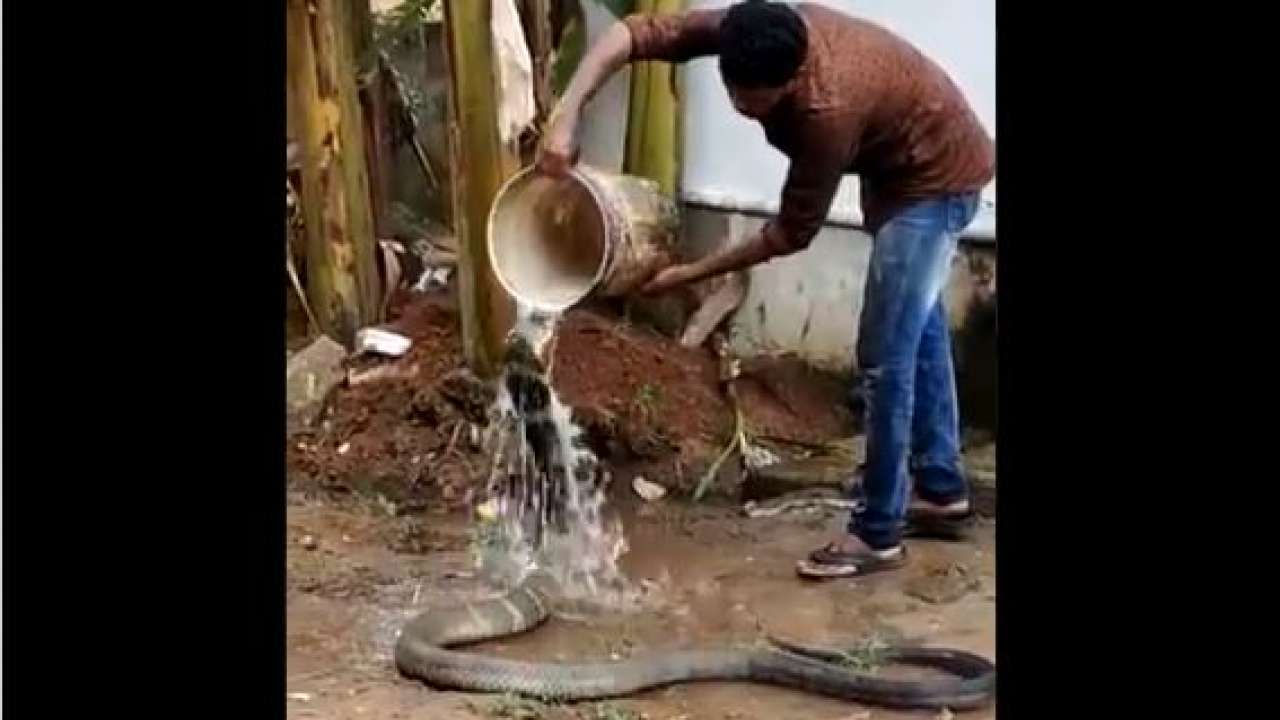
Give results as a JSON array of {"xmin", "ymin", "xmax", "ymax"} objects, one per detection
[
  {"xmin": 286, "ymin": 293, "xmax": 863, "ymax": 505},
  {"xmin": 732, "ymin": 355, "xmax": 857, "ymax": 446},
  {"xmin": 286, "ymin": 293, "xmax": 484, "ymax": 509},
  {"xmin": 550, "ymin": 309, "xmax": 736, "ymax": 473},
  {"xmin": 287, "ymin": 294, "xmax": 746, "ymax": 505}
]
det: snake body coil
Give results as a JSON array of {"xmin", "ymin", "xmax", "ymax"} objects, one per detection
[{"xmin": 395, "ymin": 571, "xmax": 995, "ymax": 709}]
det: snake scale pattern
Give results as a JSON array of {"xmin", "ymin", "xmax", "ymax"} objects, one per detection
[{"xmin": 395, "ymin": 570, "xmax": 995, "ymax": 709}]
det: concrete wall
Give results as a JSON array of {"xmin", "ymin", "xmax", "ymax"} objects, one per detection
[
  {"xmin": 679, "ymin": 205, "xmax": 997, "ymax": 431},
  {"xmin": 681, "ymin": 206, "xmax": 993, "ymax": 367}
]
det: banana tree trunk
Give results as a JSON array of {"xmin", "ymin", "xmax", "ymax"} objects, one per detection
[
  {"xmin": 286, "ymin": 0, "xmax": 382, "ymax": 346},
  {"xmin": 442, "ymin": 0, "xmax": 519, "ymax": 377}
]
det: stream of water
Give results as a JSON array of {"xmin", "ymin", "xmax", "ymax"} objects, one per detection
[{"xmin": 472, "ymin": 305, "xmax": 644, "ymax": 612}]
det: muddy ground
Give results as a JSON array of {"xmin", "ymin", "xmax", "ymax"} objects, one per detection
[
  {"xmin": 286, "ymin": 483, "xmax": 994, "ymax": 720},
  {"xmin": 287, "ymin": 291, "xmax": 995, "ymax": 719}
]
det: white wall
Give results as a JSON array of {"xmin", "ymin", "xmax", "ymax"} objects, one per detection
[
  {"xmin": 576, "ymin": 1, "xmax": 633, "ymax": 172},
  {"xmin": 681, "ymin": 206, "xmax": 870, "ymax": 367}
]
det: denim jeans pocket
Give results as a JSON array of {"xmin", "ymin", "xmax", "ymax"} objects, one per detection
[{"xmin": 948, "ymin": 193, "xmax": 981, "ymax": 235}]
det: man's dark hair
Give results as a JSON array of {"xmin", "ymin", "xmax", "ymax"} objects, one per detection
[{"xmin": 718, "ymin": 0, "xmax": 808, "ymax": 89}]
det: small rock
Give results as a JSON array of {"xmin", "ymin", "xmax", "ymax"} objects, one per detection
[
  {"xmin": 468, "ymin": 424, "xmax": 482, "ymax": 449},
  {"xmin": 300, "ymin": 535, "xmax": 318, "ymax": 551},
  {"xmin": 286, "ymin": 336, "xmax": 347, "ymax": 430},
  {"xmin": 935, "ymin": 709, "xmax": 954, "ymax": 720},
  {"xmin": 632, "ymin": 476, "xmax": 667, "ymax": 501},
  {"xmin": 337, "ymin": 442, "xmax": 351, "ymax": 455},
  {"xmin": 341, "ymin": 534, "xmax": 352, "ymax": 543},
  {"xmin": 287, "ymin": 692, "xmax": 312, "ymax": 702},
  {"xmin": 841, "ymin": 712, "xmax": 871, "ymax": 720}
]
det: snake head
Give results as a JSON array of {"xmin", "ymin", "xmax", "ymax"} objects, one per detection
[{"xmin": 502, "ymin": 334, "xmax": 543, "ymax": 372}]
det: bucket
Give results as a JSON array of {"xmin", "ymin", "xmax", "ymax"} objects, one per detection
[{"xmin": 487, "ymin": 165, "xmax": 680, "ymax": 312}]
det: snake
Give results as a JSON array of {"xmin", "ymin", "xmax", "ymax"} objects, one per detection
[
  {"xmin": 394, "ymin": 569, "xmax": 996, "ymax": 710},
  {"xmin": 395, "ymin": 335, "xmax": 995, "ymax": 709}
]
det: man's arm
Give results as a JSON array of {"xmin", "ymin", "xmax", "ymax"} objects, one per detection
[
  {"xmin": 537, "ymin": 22, "xmax": 633, "ymax": 175},
  {"xmin": 644, "ymin": 114, "xmax": 853, "ymax": 293},
  {"xmin": 539, "ymin": 11, "xmax": 724, "ymax": 175}
]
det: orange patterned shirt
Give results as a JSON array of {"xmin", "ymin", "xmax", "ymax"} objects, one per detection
[{"xmin": 624, "ymin": 3, "xmax": 994, "ymax": 251}]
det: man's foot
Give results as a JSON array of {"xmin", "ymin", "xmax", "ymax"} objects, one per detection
[
  {"xmin": 904, "ymin": 497, "xmax": 973, "ymax": 540},
  {"xmin": 796, "ymin": 534, "xmax": 906, "ymax": 579}
]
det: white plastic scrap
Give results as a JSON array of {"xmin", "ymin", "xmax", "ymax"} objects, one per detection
[
  {"xmin": 743, "ymin": 442, "xmax": 779, "ymax": 469},
  {"xmin": 355, "ymin": 327, "xmax": 412, "ymax": 357},
  {"xmin": 412, "ymin": 266, "xmax": 452, "ymax": 292},
  {"xmin": 632, "ymin": 476, "xmax": 667, "ymax": 502}
]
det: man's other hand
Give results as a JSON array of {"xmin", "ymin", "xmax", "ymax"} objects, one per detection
[{"xmin": 641, "ymin": 263, "xmax": 698, "ymax": 295}]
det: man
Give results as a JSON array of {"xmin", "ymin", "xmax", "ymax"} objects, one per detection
[{"xmin": 539, "ymin": 0, "xmax": 994, "ymax": 578}]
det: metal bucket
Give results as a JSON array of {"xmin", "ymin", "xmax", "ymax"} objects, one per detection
[{"xmin": 487, "ymin": 164, "xmax": 680, "ymax": 313}]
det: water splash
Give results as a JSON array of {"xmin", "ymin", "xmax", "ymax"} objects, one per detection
[{"xmin": 472, "ymin": 305, "xmax": 642, "ymax": 612}]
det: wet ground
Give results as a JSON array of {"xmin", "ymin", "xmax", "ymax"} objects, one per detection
[{"xmin": 286, "ymin": 483, "xmax": 995, "ymax": 720}]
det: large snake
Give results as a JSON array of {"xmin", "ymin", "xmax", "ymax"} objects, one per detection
[
  {"xmin": 395, "ymin": 335, "xmax": 995, "ymax": 709},
  {"xmin": 394, "ymin": 569, "xmax": 995, "ymax": 709}
]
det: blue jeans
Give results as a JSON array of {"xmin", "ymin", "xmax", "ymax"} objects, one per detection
[{"xmin": 848, "ymin": 193, "xmax": 980, "ymax": 549}]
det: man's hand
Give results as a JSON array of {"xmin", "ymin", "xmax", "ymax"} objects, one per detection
[
  {"xmin": 537, "ymin": 111, "xmax": 580, "ymax": 176},
  {"xmin": 536, "ymin": 21, "xmax": 634, "ymax": 176},
  {"xmin": 643, "ymin": 232, "xmax": 779, "ymax": 295},
  {"xmin": 641, "ymin": 263, "xmax": 699, "ymax": 295}
]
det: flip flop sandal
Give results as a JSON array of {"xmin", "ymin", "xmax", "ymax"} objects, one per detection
[
  {"xmin": 796, "ymin": 542, "xmax": 907, "ymax": 579},
  {"xmin": 903, "ymin": 507, "xmax": 975, "ymax": 541}
]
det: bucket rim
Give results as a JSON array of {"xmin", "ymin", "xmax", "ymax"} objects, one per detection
[{"xmin": 486, "ymin": 164, "xmax": 614, "ymax": 313}]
